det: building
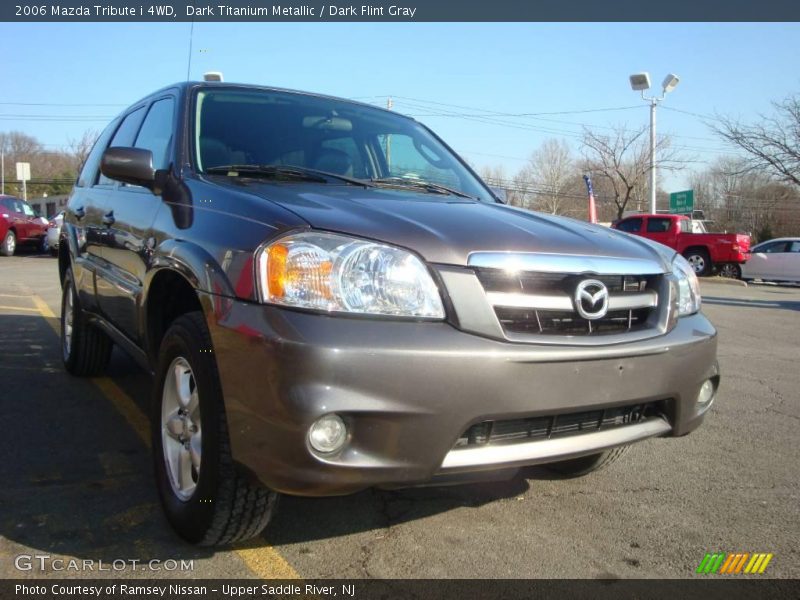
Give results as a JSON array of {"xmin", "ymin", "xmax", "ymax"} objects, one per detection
[{"xmin": 28, "ymin": 194, "xmax": 68, "ymax": 218}]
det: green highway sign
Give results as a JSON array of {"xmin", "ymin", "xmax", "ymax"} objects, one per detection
[{"xmin": 669, "ymin": 190, "xmax": 694, "ymax": 214}]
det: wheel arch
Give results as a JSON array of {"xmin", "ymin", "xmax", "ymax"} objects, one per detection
[{"xmin": 143, "ymin": 239, "xmax": 236, "ymax": 364}]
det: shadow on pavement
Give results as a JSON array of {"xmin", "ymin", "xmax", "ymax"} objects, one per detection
[
  {"xmin": 0, "ymin": 314, "xmax": 218, "ymax": 574},
  {"xmin": 1, "ymin": 313, "xmax": 530, "ymax": 561},
  {"xmin": 702, "ymin": 296, "xmax": 800, "ymax": 312}
]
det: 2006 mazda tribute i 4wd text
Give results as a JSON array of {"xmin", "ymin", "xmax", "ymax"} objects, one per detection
[{"xmin": 57, "ymin": 80, "xmax": 718, "ymax": 545}]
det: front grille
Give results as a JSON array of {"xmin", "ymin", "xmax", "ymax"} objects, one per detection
[
  {"xmin": 495, "ymin": 307, "xmax": 651, "ymax": 336},
  {"xmin": 475, "ymin": 269, "xmax": 660, "ymax": 338},
  {"xmin": 454, "ymin": 402, "xmax": 664, "ymax": 449}
]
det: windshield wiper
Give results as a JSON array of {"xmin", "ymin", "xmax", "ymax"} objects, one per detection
[
  {"xmin": 206, "ymin": 164, "xmax": 373, "ymax": 188},
  {"xmin": 369, "ymin": 177, "xmax": 476, "ymax": 199}
]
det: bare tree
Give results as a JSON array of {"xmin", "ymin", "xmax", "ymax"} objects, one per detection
[
  {"xmin": 68, "ymin": 129, "xmax": 99, "ymax": 172},
  {"xmin": 521, "ymin": 138, "xmax": 575, "ymax": 215},
  {"xmin": 581, "ymin": 125, "xmax": 685, "ymax": 220},
  {"xmin": 712, "ymin": 93, "xmax": 800, "ymax": 188}
]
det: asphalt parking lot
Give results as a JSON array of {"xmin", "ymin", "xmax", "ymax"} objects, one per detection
[{"xmin": 1, "ymin": 253, "xmax": 798, "ymax": 579}]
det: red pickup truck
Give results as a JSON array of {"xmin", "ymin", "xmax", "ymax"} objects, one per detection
[{"xmin": 612, "ymin": 214, "xmax": 751, "ymax": 278}]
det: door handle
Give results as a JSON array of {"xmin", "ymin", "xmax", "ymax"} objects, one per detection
[
  {"xmin": 74, "ymin": 206, "xmax": 85, "ymax": 220},
  {"xmin": 102, "ymin": 211, "xmax": 115, "ymax": 226}
]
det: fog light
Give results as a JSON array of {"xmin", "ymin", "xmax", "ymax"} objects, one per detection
[
  {"xmin": 308, "ymin": 414, "xmax": 347, "ymax": 454},
  {"xmin": 697, "ymin": 379, "xmax": 715, "ymax": 408}
]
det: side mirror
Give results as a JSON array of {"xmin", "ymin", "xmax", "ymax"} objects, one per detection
[
  {"xmin": 100, "ymin": 147, "xmax": 157, "ymax": 190},
  {"xmin": 489, "ymin": 186, "xmax": 508, "ymax": 204}
]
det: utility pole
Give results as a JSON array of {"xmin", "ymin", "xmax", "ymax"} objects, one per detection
[
  {"xmin": 386, "ymin": 97, "xmax": 393, "ymax": 169},
  {"xmin": 1, "ymin": 149, "xmax": 4, "ymax": 195}
]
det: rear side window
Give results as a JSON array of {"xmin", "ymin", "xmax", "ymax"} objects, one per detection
[
  {"xmin": 97, "ymin": 107, "xmax": 146, "ymax": 186},
  {"xmin": 134, "ymin": 98, "xmax": 175, "ymax": 171},
  {"xmin": 759, "ymin": 241, "xmax": 789, "ymax": 253},
  {"xmin": 76, "ymin": 117, "xmax": 119, "ymax": 188},
  {"xmin": 616, "ymin": 218, "xmax": 642, "ymax": 233},
  {"xmin": 789, "ymin": 241, "xmax": 800, "ymax": 253},
  {"xmin": 646, "ymin": 218, "xmax": 672, "ymax": 233}
]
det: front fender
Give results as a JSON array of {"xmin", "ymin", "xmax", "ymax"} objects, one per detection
[{"xmin": 146, "ymin": 238, "xmax": 238, "ymax": 298}]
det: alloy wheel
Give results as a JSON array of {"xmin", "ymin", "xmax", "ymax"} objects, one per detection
[{"xmin": 161, "ymin": 357, "xmax": 202, "ymax": 501}]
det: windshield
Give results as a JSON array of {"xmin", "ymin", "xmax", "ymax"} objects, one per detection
[{"xmin": 193, "ymin": 88, "xmax": 493, "ymax": 201}]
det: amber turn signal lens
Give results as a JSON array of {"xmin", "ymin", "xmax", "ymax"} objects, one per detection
[{"xmin": 267, "ymin": 243, "xmax": 289, "ymax": 298}]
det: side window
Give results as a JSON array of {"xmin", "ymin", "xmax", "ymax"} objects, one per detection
[
  {"xmin": 134, "ymin": 98, "xmax": 175, "ymax": 171},
  {"xmin": 646, "ymin": 218, "xmax": 672, "ymax": 233},
  {"xmin": 678, "ymin": 219, "xmax": 692, "ymax": 233},
  {"xmin": 616, "ymin": 218, "xmax": 643, "ymax": 233},
  {"xmin": 376, "ymin": 133, "xmax": 459, "ymax": 188},
  {"xmin": 21, "ymin": 203, "xmax": 35, "ymax": 217},
  {"xmin": 97, "ymin": 107, "xmax": 146, "ymax": 186},
  {"xmin": 789, "ymin": 241, "xmax": 800, "ymax": 253},
  {"xmin": 76, "ymin": 117, "xmax": 120, "ymax": 188},
  {"xmin": 760, "ymin": 242, "xmax": 788, "ymax": 254}
]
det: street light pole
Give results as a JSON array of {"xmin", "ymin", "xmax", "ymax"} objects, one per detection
[
  {"xmin": 628, "ymin": 72, "xmax": 679, "ymax": 215},
  {"xmin": 649, "ymin": 97, "xmax": 657, "ymax": 215}
]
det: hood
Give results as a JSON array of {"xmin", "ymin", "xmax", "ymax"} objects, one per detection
[{"xmin": 223, "ymin": 181, "xmax": 672, "ymax": 270}]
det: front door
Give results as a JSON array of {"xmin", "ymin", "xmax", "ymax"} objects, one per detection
[{"xmin": 98, "ymin": 96, "xmax": 176, "ymax": 344}]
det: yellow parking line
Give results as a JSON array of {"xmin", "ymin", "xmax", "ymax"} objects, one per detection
[
  {"xmin": 29, "ymin": 290, "xmax": 300, "ymax": 579},
  {"xmin": 91, "ymin": 378, "xmax": 152, "ymax": 449},
  {"xmin": 31, "ymin": 294, "xmax": 56, "ymax": 319},
  {"xmin": 0, "ymin": 304, "xmax": 41, "ymax": 312}
]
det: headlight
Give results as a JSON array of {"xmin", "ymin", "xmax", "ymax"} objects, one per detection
[
  {"xmin": 257, "ymin": 231, "xmax": 445, "ymax": 318},
  {"xmin": 672, "ymin": 254, "xmax": 701, "ymax": 316}
]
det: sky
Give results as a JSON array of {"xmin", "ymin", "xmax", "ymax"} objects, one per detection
[{"xmin": 1, "ymin": 22, "xmax": 798, "ymax": 192}]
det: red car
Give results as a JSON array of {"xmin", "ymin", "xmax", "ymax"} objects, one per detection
[
  {"xmin": 0, "ymin": 195, "xmax": 49, "ymax": 256},
  {"xmin": 612, "ymin": 214, "xmax": 751, "ymax": 278}
]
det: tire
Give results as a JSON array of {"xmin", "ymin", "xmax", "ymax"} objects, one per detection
[
  {"xmin": 152, "ymin": 311, "xmax": 278, "ymax": 546},
  {"xmin": 39, "ymin": 235, "xmax": 49, "ymax": 254},
  {"xmin": 544, "ymin": 446, "xmax": 630, "ymax": 478},
  {"xmin": 1, "ymin": 230, "xmax": 16, "ymax": 256},
  {"xmin": 61, "ymin": 267, "xmax": 113, "ymax": 376},
  {"xmin": 718, "ymin": 263, "xmax": 742, "ymax": 279},
  {"xmin": 683, "ymin": 249, "xmax": 711, "ymax": 277}
]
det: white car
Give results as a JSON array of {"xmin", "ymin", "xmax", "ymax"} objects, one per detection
[
  {"xmin": 741, "ymin": 237, "xmax": 800, "ymax": 283},
  {"xmin": 46, "ymin": 211, "xmax": 64, "ymax": 256}
]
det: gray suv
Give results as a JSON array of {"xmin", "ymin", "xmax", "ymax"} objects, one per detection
[{"xmin": 59, "ymin": 81, "xmax": 718, "ymax": 546}]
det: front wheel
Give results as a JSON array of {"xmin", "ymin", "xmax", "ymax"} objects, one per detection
[
  {"xmin": 718, "ymin": 263, "xmax": 742, "ymax": 279},
  {"xmin": 544, "ymin": 446, "xmax": 630, "ymax": 478},
  {"xmin": 1, "ymin": 230, "xmax": 16, "ymax": 256},
  {"xmin": 152, "ymin": 312, "xmax": 278, "ymax": 546}
]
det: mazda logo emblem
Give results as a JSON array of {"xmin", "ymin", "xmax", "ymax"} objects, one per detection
[{"xmin": 574, "ymin": 279, "xmax": 609, "ymax": 320}]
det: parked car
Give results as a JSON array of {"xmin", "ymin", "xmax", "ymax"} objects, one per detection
[
  {"xmin": 59, "ymin": 81, "xmax": 719, "ymax": 546},
  {"xmin": 612, "ymin": 214, "xmax": 751, "ymax": 278},
  {"xmin": 47, "ymin": 211, "xmax": 65, "ymax": 256},
  {"xmin": 741, "ymin": 237, "xmax": 800, "ymax": 283},
  {"xmin": 0, "ymin": 195, "xmax": 49, "ymax": 256}
]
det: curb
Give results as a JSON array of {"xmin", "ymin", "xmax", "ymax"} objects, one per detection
[{"xmin": 700, "ymin": 277, "xmax": 748, "ymax": 287}]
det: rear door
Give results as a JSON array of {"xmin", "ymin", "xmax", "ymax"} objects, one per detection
[
  {"xmin": 788, "ymin": 241, "xmax": 800, "ymax": 281},
  {"xmin": 20, "ymin": 200, "xmax": 46, "ymax": 239},
  {"xmin": 98, "ymin": 95, "xmax": 176, "ymax": 342}
]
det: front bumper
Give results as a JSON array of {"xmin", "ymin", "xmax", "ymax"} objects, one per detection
[{"xmin": 202, "ymin": 293, "xmax": 718, "ymax": 496}]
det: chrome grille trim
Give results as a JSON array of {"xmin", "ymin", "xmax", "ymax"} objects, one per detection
[
  {"xmin": 486, "ymin": 289, "xmax": 657, "ymax": 312},
  {"xmin": 468, "ymin": 252, "xmax": 667, "ymax": 276}
]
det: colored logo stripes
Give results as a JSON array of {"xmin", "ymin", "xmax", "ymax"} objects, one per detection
[{"xmin": 696, "ymin": 552, "xmax": 773, "ymax": 574}]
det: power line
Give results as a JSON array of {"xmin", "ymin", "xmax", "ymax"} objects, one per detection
[{"xmin": 0, "ymin": 102, "xmax": 126, "ymax": 107}]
